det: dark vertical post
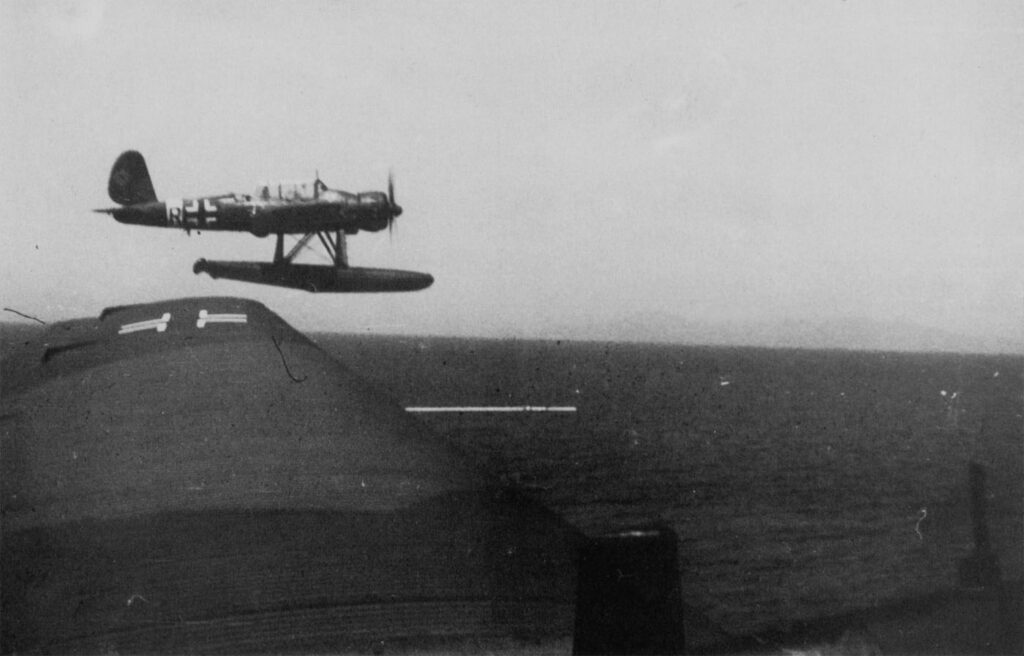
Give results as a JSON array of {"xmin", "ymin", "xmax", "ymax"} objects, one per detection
[
  {"xmin": 969, "ymin": 462, "xmax": 991, "ymax": 554},
  {"xmin": 956, "ymin": 462, "xmax": 1021, "ymax": 654},
  {"xmin": 573, "ymin": 525, "xmax": 685, "ymax": 655},
  {"xmin": 958, "ymin": 461, "xmax": 1001, "ymax": 588},
  {"xmin": 273, "ymin": 233, "xmax": 284, "ymax": 264},
  {"xmin": 336, "ymin": 230, "xmax": 348, "ymax": 268}
]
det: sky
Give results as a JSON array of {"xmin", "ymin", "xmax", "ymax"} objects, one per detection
[{"xmin": 1, "ymin": 1, "xmax": 1022, "ymax": 350}]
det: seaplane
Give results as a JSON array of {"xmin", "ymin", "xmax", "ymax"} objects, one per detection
[{"xmin": 95, "ymin": 150, "xmax": 433, "ymax": 293}]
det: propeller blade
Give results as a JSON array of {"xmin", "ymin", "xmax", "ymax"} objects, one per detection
[
  {"xmin": 386, "ymin": 170, "xmax": 400, "ymax": 240},
  {"xmin": 388, "ymin": 171, "xmax": 402, "ymax": 216}
]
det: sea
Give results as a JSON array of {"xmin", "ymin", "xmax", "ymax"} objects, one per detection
[{"xmin": 317, "ymin": 335, "xmax": 1023, "ymax": 637}]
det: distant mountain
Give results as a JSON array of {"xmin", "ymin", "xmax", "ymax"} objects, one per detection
[{"xmin": 543, "ymin": 312, "xmax": 1023, "ymax": 355}]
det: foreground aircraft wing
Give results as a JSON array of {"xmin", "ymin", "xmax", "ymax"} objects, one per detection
[{"xmin": 1, "ymin": 298, "xmax": 581, "ymax": 653}]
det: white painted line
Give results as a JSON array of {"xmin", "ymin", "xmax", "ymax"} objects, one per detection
[
  {"xmin": 405, "ymin": 406, "xmax": 577, "ymax": 413},
  {"xmin": 118, "ymin": 313, "xmax": 171, "ymax": 334},
  {"xmin": 197, "ymin": 310, "xmax": 247, "ymax": 328},
  {"xmin": 613, "ymin": 530, "xmax": 662, "ymax": 538}
]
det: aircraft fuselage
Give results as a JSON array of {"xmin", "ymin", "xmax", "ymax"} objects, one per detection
[{"xmin": 111, "ymin": 195, "xmax": 394, "ymax": 236}]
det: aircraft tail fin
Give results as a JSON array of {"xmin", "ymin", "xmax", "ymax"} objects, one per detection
[{"xmin": 108, "ymin": 150, "xmax": 157, "ymax": 205}]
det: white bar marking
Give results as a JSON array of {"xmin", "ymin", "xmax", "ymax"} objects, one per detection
[
  {"xmin": 405, "ymin": 406, "xmax": 577, "ymax": 413},
  {"xmin": 197, "ymin": 310, "xmax": 248, "ymax": 328},
  {"xmin": 118, "ymin": 313, "xmax": 171, "ymax": 335}
]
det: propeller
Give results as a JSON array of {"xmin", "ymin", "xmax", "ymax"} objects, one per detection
[{"xmin": 387, "ymin": 170, "xmax": 402, "ymax": 237}]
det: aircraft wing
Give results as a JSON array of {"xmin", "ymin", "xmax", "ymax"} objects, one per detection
[{"xmin": 1, "ymin": 297, "xmax": 581, "ymax": 653}]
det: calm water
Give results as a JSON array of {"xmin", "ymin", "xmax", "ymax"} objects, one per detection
[{"xmin": 322, "ymin": 336, "xmax": 1023, "ymax": 635}]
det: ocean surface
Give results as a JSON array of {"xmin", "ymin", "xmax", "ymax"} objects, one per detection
[{"xmin": 317, "ymin": 335, "xmax": 1023, "ymax": 636}]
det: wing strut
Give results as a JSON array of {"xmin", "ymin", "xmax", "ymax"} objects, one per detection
[
  {"xmin": 273, "ymin": 233, "xmax": 317, "ymax": 265},
  {"xmin": 316, "ymin": 230, "xmax": 348, "ymax": 268},
  {"xmin": 286, "ymin": 234, "xmax": 316, "ymax": 262}
]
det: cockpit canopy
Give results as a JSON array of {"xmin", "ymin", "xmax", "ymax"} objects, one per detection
[
  {"xmin": 253, "ymin": 181, "xmax": 386, "ymax": 206},
  {"xmin": 256, "ymin": 181, "xmax": 321, "ymax": 202}
]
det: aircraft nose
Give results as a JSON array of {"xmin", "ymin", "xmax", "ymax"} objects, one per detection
[{"xmin": 393, "ymin": 204, "xmax": 402, "ymax": 217}]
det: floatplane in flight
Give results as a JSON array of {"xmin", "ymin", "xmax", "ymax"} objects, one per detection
[{"xmin": 95, "ymin": 151, "xmax": 433, "ymax": 293}]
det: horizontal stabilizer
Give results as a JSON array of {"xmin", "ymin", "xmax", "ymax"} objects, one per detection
[{"xmin": 193, "ymin": 260, "xmax": 434, "ymax": 293}]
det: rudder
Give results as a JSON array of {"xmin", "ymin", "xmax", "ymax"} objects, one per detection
[{"xmin": 108, "ymin": 150, "xmax": 157, "ymax": 205}]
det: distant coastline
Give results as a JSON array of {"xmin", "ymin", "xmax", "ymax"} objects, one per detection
[{"xmin": 545, "ymin": 313, "xmax": 1024, "ymax": 356}]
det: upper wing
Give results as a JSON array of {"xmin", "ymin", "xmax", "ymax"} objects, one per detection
[{"xmin": 1, "ymin": 297, "xmax": 580, "ymax": 653}]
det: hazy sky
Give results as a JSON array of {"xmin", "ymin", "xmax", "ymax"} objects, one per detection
[{"xmin": 1, "ymin": 1, "xmax": 1021, "ymax": 346}]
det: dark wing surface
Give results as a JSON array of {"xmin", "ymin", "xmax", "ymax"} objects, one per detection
[{"xmin": 1, "ymin": 297, "xmax": 580, "ymax": 653}]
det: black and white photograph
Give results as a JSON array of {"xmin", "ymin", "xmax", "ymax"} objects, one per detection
[{"xmin": 1, "ymin": 1, "xmax": 1021, "ymax": 653}]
